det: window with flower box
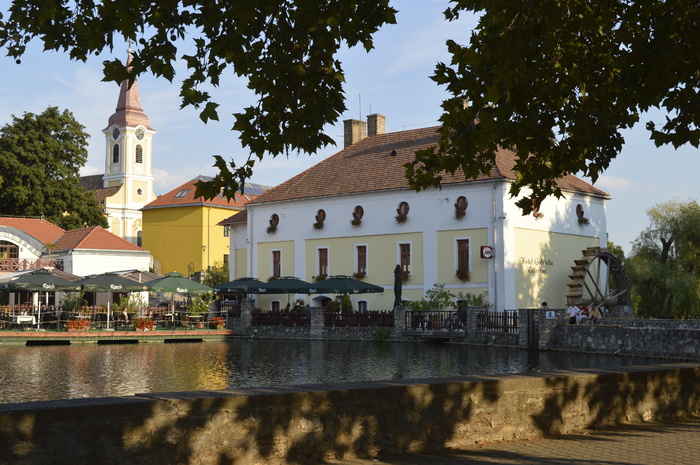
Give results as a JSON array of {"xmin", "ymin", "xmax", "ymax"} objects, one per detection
[
  {"xmin": 399, "ymin": 243, "xmax": 411, "ymax": 274},
  {"xmin": 271, "ymin": 250, "xmax": 281, "ymax": 278}
]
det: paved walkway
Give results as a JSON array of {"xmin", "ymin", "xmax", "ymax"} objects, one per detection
[{"xmin": 326, "ymin": 418, "xmax": 700, "ymax": 465}]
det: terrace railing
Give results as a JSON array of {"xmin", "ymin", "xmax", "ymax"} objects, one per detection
[
  {"xmin": 477, "ymin": 310, "xmax": 518, "ymax": 333},
  {"xmin": 0, "ymin": 258, "xmax": 64, "ymax": 272},
  {"xmin": 324, "ymin": 310, "xmax": 394, "ymax": 328}
]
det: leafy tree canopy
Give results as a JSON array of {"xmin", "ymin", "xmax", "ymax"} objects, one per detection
[
  {"xmin": 0, "ymin": 106, "xmax": 109, "ymax": 230},
  {"xmin": 626, "ymin": 200, "xmax": 700, "ymax": 318},
  {"xmin": 410, "ymin": 0, "xmax": 700, "ymax": 211},
  {"xmin": 2, "ymin": 1, "xmax": 697, "ymax": 210},
  {"xmin": 0, "ymin": 0, "xmax": 396, "ymax": 200}
]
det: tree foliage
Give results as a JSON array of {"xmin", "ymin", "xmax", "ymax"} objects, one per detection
[
  {"xmin": 407, "ymin": 0, "xmax": 700, "ymax": 211},
  {"xmin": 0, "ymin": 1, "xmax": 396, "ymax": 200},
  {"xmin": 202, "ymin": 260, "xmax": 229, "ymax": 287},
  {"xmin": 410, "ymin": 283, "xmax": 456, "ymax": 312},
  {"xmin": 2, "ymin": 1, "xmax": 697, "ymax": 209},
  {"xmin": 626, "ymin": 200, "xmax": 700, "ymax": 318},
  {"xmin": 0, "ymin": 106, "xmax": 108, "ymax": 230}
]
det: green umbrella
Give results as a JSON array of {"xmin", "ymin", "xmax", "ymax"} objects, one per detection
[
  {"xmin": 164, "ymin": 271, "xmax": 185, "ymax": 277},
  {"xmin": 0, "ymin": 270, "xmax": 81, "ymax": 292},
  {"xmin": 308, "ymin": 275, "xmax": 384, "ymax": 295},
  {"xmin": 214, "ymin": 277, "xmax": 271, "ymax": 294},
  {"xmin": 263, "ymin": 276, "xmax": 315, "ymax": 294},
  {"xmin": 148, "ymin": 276, "xmax": 212, "ymax": 295},
  {"xmin": 74, "ymin": 273, "xmax": 150, "ymax": 329}
]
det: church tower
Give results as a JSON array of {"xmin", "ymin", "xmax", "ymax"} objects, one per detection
[{"xmin": 102, "ymin": 49, "xmax": 156, "ymax": 246}]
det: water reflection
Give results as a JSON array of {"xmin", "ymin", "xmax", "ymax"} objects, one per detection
[{"xmin": 0, "ymin": 340, "xmax": 654, "ymax": 404}]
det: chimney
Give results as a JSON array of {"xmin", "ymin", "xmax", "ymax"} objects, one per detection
[
  {"xmin": 367, "ymin": 113, "xmax": 386, "ymax": 136},
  {"xmin": 344, "ymin": 118, "xmax": 366, "ymax": 148}
]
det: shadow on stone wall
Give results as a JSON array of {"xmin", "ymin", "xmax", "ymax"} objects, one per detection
[{"xmin": 1, "ymin": 364, "xmax": 699, "ymax": 464}]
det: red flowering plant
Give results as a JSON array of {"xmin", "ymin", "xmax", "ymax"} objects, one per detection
[
  {"xmin": 134, "ymin": 318, "xmax": 156, "ymax": 331},
  {"xmin": 65, "ymin": 318, "xmax": 90, "ymax": 330},
  {"xmin": 211, "ymin": 317, "xmax": 225, "ymax": 329}
]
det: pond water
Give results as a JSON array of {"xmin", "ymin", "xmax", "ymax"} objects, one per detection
[{"xmin": 0, "ymin": 340, "xmax": 656, "ymax": 404}]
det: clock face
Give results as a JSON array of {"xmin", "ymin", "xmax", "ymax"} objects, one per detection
[
  {"xmin": 112, "ymin": 128, "xmax": 120, "ymax": 140},
  {"xmin": 135, "ymin": 128, "xmax": 145, "ymax": 140}
]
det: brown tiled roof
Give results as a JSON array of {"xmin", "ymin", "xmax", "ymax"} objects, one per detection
[
  {"xmin": 143, "ymin": 177, "xmax": 270, "ymax": 210},
  {"xmin": 250, "ymin": 126, "xmax": 608, "ymax": 204},
  {"xmin": 79, "ymin": 175, "xmax": 122, "ymax": 202},
  {"xmin": 218, "ymin": 210, "xmax": 247, "ymax": 226},
  {"xmin": 0, "ymin": 217, "xmax": 66, "ymax": 244},
  {"xmin": 53, "ymin": 227, "xmax": 144, "ymax": 252}
]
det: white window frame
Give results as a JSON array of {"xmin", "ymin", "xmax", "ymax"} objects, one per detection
[
  {"xmin": 454, "ymin": 236, "xmax": 472, "ymax": 273},
  {"xmin": 270, "ymin": 249, "xmax": 282, "ymax": 278},
  {"xmin": 354, "ymin": 243, "xmax": 368, "ymax": 275},
  {"xmin": 316, "ymin": 246, "xmax": 329, "ymax": 277},
  {"xmin": 397, "ymin": 241, "xmax": 412, "ymax": 274}
]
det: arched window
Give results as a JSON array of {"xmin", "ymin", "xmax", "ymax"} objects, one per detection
[
  {"xmin": 136, "ymin": 230, "xmax": 142, "ymax": 248},
  {"xmin": 112, "ymin": 144, "xmax": 120, "ymax": 163},
  {"xmin": 135, "ymin": 144, "xmax": 143, "ymax": 164}
]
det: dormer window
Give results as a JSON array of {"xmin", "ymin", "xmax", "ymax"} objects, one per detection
[{"xmin": 174, "ymin": 189, "xmax": 191, "ymax": 199}]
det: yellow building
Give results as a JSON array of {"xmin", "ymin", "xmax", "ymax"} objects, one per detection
[{"xmin": 141, "ymin": 178, "xmax": 268, "ymax": 276}]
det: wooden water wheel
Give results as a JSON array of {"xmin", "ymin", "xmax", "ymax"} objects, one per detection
[{"xmin": 566, "ymin": 247, "xmax": 633, "ymax": 318}]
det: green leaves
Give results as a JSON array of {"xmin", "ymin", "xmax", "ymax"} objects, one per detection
[
  {"xmin": 0, "ymin": 107, "xmax": 108, "ymax": 229},
  {"xmin": 415, "ymin": 0, "xmax": 700, "ymax": 212},
  {"xmin": 0, "ymin": 1, "xmax": 397, "ymax": 200}
]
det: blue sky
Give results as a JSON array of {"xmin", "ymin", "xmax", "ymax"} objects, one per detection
[{"xmin": 0, "ymin": 0, "xmax": 697, "ymax": 254}]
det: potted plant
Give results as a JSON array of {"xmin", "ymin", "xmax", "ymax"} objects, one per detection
[
  {"xmin": 210, "ymin": 316, "xmax": 225, "ymax": 329},
  {"xmin": 313, "ymin": 274, "xmax": 327, "ymax": 283},
  {"xmin": 401, "ymin": 271, "xmax": 410, "ymax": 283},
  {"xmin": 65, "ymin": 318, "xmax": 90, "ymax": 331},
  {"xmin": 350, "ymin": 218, "xmax": 362, "ymax": 226},
  {"xmin": 455, "ymin": 269, "xmax": 471, "ymax": 282},
  {"xmin": 187, "ymin": 293, "xmax": 217, "ymax": 328},
  {"xmin": 352, "ymin": 271, "xmax": 366, "ymax": 280},
  {"xmin": 134, "ymin": 318, "xmax": 155, "ymax": 331}
]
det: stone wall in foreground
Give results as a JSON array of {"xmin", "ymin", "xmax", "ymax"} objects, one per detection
[{"xmin": 1, "ymin": 364, "xmax": 699, "ymax": 464}]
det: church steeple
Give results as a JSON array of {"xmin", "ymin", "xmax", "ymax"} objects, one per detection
[
  {"xmin": 106, "ymin": 50, "xmax": 153, "ymax": 130},
  {"xmin": 101, "ymin": 49, "xmax": 156, "ymax": 246}
]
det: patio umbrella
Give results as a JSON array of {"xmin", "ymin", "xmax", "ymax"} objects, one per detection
[
  {"xmin": 0, "ymin": 270, "xmax": 81, "ymax": 292},
  {"xmin": 148, "ymin": 276, "xmax": 212, "ymax": 295},
  {"xmin": 148, "ymin": 275, "xmax": 213, "ymax": 327},
  {"xmin": 308, "ymin": 275, "xmax": 384, "ymax": 295},
  {"xmin": 0, "ymin": 270, "xmax": 82, "ymax": 328},
  {"xmin": 214, "ymin": 277, "xmax": 272, "ymax": 294},
  {"xmin": 74, "ymin": 273, "xmax": 151, "ymax": 329},
  {"xmin": 263, "ymin": 276, "xmax": 315, "ymax": 294}
]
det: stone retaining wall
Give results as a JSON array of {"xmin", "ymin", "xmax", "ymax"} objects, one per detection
[{"xmin": 1, "ymin": 364, "xmax": 699, "ymax": 464}]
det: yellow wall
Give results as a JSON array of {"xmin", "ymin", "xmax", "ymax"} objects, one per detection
[
  {"xmin": 304, "ymin": 233, "xmax": 423, "ymax": 286},
  {"xmin": 436, "ymin": 228, "xmax": 489, "ymax": 284},
  {"xmin": 514, "ymin": 228, "xmax": 599, "ymax": 309},
  {"xmin": 256, "ymin": 240, "xmax": 295, "ymax": 279},
  {"xmin": 142, "ymin": 206, "xmax": 239, "ymax": 275},
  {"xmin": 234, "ymin": 249, "xmax": 248, "ymax": 279}
]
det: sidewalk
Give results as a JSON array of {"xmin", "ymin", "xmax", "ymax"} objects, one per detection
[{"xmin": 326, "ymin": 418, "xmax": 700, "ymax": 465}]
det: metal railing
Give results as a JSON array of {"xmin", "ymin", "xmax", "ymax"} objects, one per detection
[
  {"xmin": 405, "ymin": 310, "xmax": 455, "ymax": 330},
  {"xmin": 0, "ymin": 305, "xmax": 228, "ymax": 331},
  {"xmin": 324, "ymin": 310, "xmax": 394, "ymax": 328},
  {"xmin": 251, "ymin": 309, "xmax": 311, "ymax": 327},
  {"xmin": 477, "ymin": 310, "xmax": 518, "ymax": 333}
]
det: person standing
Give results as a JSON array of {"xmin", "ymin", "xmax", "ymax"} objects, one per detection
[{"xmin": 567, "ymin": 303, "xmax": 580, "ymax": 324}]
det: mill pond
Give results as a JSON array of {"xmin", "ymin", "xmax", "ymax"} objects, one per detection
[{"xmin": 0, "ymin": 339, "xmax": 658, "ymax": 404}]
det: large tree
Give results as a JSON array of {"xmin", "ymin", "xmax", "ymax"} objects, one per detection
[
  {"xmin": 0, "ymin": 106, "xmax": 109, "ymax": 230},
  {"xmin": 409, "ymin": 0, "xmax": 700, "ymax": 211},
  {"xmin": 1, "ymin": 1, "xmax": 697, "ymax": 207},
  {"xmin": 626, "ymin": 200, "xmax": 700, "ymax": 319}
]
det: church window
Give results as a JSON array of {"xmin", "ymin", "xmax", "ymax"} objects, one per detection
[
  {"xmin": 112, "ymin": 144, "xmax": 119, "ymax": 163},
  {"xmin": 136, "ymin": 231, "xmax": 143, "ymax": 248},
  {"xmin": 135, "ymin": 144, "xmax": 143, "ymax": 164}
]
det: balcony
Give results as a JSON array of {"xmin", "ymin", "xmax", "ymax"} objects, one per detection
[{"xmin": 0, "ymin": 259, "xmax": 64, "ymax": 272}]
